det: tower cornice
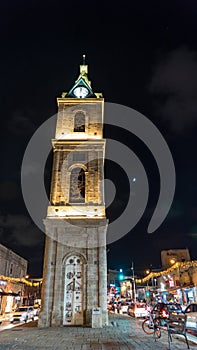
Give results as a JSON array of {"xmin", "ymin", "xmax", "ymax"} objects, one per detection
[{"xmin": 57, "ymin": 97, "xmax": 104, "ymax": 106}]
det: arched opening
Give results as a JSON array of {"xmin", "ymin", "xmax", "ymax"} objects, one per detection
[
  {"xmin": 69, "ymin": 167, "xmax": 85, "ymax": 203},
  {"xmin": 74, "ymin": 112, "xmax": 85, "ymax": 132}
]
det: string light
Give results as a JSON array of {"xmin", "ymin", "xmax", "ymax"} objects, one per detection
[
  {"xmin": 135, "ymin": 260, "xmax": 197, "ymax": 284},
  {"xmin": 1, "ymin": 260, "xmax": 197, "ymax": 287},
  {"xmin": 0, "ymin": 275, "xmax": 40, "ymax": 287}
]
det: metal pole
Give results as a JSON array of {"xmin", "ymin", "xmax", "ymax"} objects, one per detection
[{"xmin": 131, "ymin": 262, "xmax": 136, "ymax": 303}]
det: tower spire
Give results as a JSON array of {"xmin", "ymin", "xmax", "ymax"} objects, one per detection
[
  {"xmin": 82, "ymin": 54, "xmax": 86, "ymax": 65},
  {"xmin": 80, "ymin": 54, "xmax": 88, "ymax": 75}
]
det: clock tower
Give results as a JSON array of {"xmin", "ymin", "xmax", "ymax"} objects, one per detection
[{"xmin": 38, "ymin": 56, "xmax": 108, "ymax": 327}]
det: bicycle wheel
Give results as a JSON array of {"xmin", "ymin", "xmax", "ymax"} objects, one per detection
[
  {"xmin": 142, "ymin": 318, "xmax": 161, "ymax": 338},
  {"xmin": 142, "ymin": 318, "xmax": 154, "ymax": 335}
]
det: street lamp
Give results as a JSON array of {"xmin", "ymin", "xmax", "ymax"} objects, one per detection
[
  {"xmin": 170, "ymin": 258, "xmax": 176, "ymax": 265},
  {"xmin": 131, "ymin": 262, "xmax": 136, "ymax": 303},
  {"xmin": 169, "ymin": 258, "xmax": 180, "ymax": 285}
]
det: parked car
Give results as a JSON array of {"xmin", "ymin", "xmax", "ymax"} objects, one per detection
[
  {"xmin": 151, "ymin": 302, "xmax": 183, "ymax": 319},
  {"xmin": 184, "ymin": 302, "xmax": 197, "ymax": 330},
  {"xmin": 121, "ymin": 302, "xmax": 129, "ymax": 314},
  {"xmin": 127, "ymin": 302, "xmax": 148, "ymax": 318},
  {"xmin": 10, "ymin": 306, "xmax": 35, "ymax": 323}
]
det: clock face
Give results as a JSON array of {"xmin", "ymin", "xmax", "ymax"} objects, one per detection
[{"xmin": 73, "ymin": 86, "xmax": 89, "ymax": 98}]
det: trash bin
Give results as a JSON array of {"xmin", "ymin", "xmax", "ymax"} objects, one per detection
[{"xmin": 92, "ymin": 307, "xmax": 102, "ymax": 328}]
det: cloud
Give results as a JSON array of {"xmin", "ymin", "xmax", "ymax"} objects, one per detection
[
  {"xmin": 149, "ymin": 47, "xmax": 197, "ymax": 133},
  {"xmin": 0, "ymin": 214, "xmax": 44, "ymax": 247}
]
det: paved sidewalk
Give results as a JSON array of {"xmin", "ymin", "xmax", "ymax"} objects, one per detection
[{"xmin": 0, "ymin": 313, "xmax": 197, "ymax": 349}]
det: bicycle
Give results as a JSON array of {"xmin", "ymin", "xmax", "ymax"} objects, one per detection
[{"xmin": 142, "ymin": 311, "xmax": 162, "ymax": 338}]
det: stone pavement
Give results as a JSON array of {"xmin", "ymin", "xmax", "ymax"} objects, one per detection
[{"xmin": 0, "ymin": 313, "xmax": 197, "ymax": 349}]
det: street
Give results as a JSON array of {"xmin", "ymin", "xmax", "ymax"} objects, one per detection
[
  {"xmin": 0, "ymin": 313, "xmax": 196, "ymax": 349},
  {"xmin": 0, "ymin": 315, "xmax": 39, "ymax": 332}
]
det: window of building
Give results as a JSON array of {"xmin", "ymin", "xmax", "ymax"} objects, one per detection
[
  {"xmin": 69, "ymin": 167, "xmax": 85, "ymax": 203},
  {"xmin": 74, "ymin": 112, "xmax": 85, "ymax": 132},
  {"xmin": 9, "ymin": 263, "xmax": 13, "ymax": 275}
]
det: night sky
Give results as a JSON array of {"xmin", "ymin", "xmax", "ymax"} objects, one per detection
[{"xmin": 1, "ymin": 0, "xmax": 197, "ymax": 277}]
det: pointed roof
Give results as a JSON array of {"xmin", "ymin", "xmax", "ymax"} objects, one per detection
[{"xmin": 62, "ymin": 55, "xmax": 102, "ymax": 99}]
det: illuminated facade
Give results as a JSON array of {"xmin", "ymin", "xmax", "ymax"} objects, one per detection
[
  {"xmin": 0, "ymin": 243, "xmax": 27, "ymax": 314},
  {"xmin": 161, "ymin": 249, "xmax": 191, "ymax": 269},
  {"xmin": 39, "ymin": 57, "xmax": 108, "ymax": 327}
]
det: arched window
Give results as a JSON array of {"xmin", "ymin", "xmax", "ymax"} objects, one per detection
[
  {"xmin": 74, "ymin": 112, "xmax": 85, "ymax": 132},
  {"xmin": 69, "ymin": 167, "xmax": 85, "ymax": 203}
]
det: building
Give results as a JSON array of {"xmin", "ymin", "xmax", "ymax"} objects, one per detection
[
  {"xmin": 107, "ymin": 269, "xmax": 122, "ymax": 298},
  {"xmin": 136, "ymin": 249, "xmax": 197, "ymax": 305},
  {"xmin": 161, "ymin": 248, "xmax": 191, "ymax": 269},
  {"xmin": 107, "ymin": 269, "xmax": 120, "ymax": 287},
  {"xmin": 39, "ymin": 56, "xmax": 108, "ymax": 327},
  {"xmin": 0, "ymin": 243, "xmax": 27, "ymax": 278},
  {"xmin": 156, "ymin": 260, "xmax": 197, "ymax": 305},
  {"xmin": 0, "ymin": 243, "xmax": 28, "ymax": 313},
  {"xmin": 23, "ymin": 278, "xmax": 42, "ymax": 307}
]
